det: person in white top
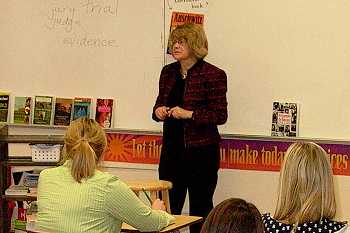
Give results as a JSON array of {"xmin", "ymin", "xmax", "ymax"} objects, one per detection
[{"xmin": 262, "ymin": 142, "xmax": 349, "ymax": 233}]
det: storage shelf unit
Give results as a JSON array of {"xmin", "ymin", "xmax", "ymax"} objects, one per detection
[{"xmin": 0, "ymin": 125, "xmax": 63, "ymax": 233}]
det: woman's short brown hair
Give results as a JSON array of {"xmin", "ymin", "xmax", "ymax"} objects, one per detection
[
  {"xmin": 168, "ymin": 23, "xmax": 208, "ymax": 59},
  {"xmin": 200, "ymin": 198, "xmax": 264, "ymax": 233}
]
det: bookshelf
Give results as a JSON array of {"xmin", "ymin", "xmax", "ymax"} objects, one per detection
[{"xmin": 0, "ymin": 124, "xmax": 63, "ymax": 233}]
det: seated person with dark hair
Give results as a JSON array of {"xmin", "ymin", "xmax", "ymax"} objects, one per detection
[{"xmin": 200, "ymin": 198, "xmax": 264, "ymax": 233}]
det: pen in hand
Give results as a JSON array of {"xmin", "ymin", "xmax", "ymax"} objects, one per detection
[{"xmin": 142, "ymin": 188, "xmax": 153, "ymax": 205}]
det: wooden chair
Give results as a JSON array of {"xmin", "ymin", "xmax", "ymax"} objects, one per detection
[{"xmin": 125, "ymin": 180, "xmax": 172, "ymax": 213}]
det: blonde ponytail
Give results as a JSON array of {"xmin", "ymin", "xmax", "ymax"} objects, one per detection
[{"xmin": 62, "ymin": 117, "xmax": 107, "ymax": 183}]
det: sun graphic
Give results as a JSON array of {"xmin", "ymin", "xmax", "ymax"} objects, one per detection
[{"xmin": 104, "ymin": 134, "xmax": 134, "ymax": 162}]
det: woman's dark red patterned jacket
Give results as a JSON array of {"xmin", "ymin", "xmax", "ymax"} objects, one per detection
[{"xmin": 152, "ymin": 60, "xmax": 228, "ymax": 147}]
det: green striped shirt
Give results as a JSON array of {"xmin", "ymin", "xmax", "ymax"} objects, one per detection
[{"xmin": 37, "ymin": 161, "xmax": 174, "ymax": 233}]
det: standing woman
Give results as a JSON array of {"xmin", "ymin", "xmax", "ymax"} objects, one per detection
[{"xmin": 152, "ymin": 23, "xmax": 228, "ymax": 233}]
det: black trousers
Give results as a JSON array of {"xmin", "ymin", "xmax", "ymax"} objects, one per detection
[{"xmin": 159, "ymin": 143, "xmax": 220, "ymax": 233}]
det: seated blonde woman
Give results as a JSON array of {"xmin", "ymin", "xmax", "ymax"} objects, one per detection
[
  {"xmin": 37, "ymin": 117, "xmax": 174, "ymax": 233},
  {"xmin": 263, "ymin": 142, "xmax": 349, "ymax": 233}
]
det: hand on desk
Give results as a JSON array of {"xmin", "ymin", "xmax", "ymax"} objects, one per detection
[{"xmin": 152, "ymin": 198, "xmax": 166, "ymax": 211}]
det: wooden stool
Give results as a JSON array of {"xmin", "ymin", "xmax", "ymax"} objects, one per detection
[{"xmin": 125, "ymin": 180, "xmax": 172, "ymax": 213}]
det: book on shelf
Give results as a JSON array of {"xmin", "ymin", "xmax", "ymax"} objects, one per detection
[
  {"xmin": 5, "ymin": 185, "xmax": 30, "ymax": 196},
  {"xmin": 22, "ymin": 173, "xmax": 39, "ymax": 188},
  {"xmin": 271, "ymin": 101, "xmax": 299, "ymax": 137},
  {"xmin": 72, "ymin": 97, "xmax": 92, "ymax": 120},
  {"xmin": 95, "ymin": 98, "xmax": 113, "ymax": 128},
  {"xmin": 26, "ymin": 213, "xmax": 37, "ymax": 232},
  {"xmin": 33, "ymin": 96, "xmax": 53, "ymax": 125},
  {"xmin": 54, "ymin": 97, "xmax": 73, "ymax": 126},
  {"xmin": 14, "ymin": 229, "xmax": 27, "ymax": 233},
  {"xmin": 14, "ymin": 219, "xmax": 27, "ymax": 232},
  {"xmin": 13, "ymin": 96, "xmax": 32, "ymax": 124},
  {"xmin": 0, "ymin": 92, "xmax": 10, "ymax": 123}
]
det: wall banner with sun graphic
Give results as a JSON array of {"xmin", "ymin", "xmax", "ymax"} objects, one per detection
[
  {"xmin": 103, "ymin": 132, "xmax": 350, "ymax": 176},
  {"xmin": 104, "ymin": 132, "xmax": 163, "ymax": 164}
]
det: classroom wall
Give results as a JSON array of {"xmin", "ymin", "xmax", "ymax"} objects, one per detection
[
  {"xmin": 2, "ymin": 0, "xmax": 350, "ymax": 139},
  {"xmin": 204, "ymin": 0, "xmax": 350, "ymax": 139},
  {"xmin": 103, "ymin": 164, "xmax": 350, "ymax": 221},
  {"xmin": 4, "ymin": 0, "xmax": 350, "ymax": 222},
  {"xmin": 7, "ymin": 126, "xmax": 350, "ymax": 221}
]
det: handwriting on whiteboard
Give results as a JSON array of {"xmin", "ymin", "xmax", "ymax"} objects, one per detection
[{"xmin": 44, "ymin": 0, "xmax": 119, "ymax": 48}]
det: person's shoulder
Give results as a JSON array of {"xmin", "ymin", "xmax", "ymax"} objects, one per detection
[
  {"xmin": 335, "ymin": 225, "xmax": 350, "ymax": 233},
  {"xmin": 262, "ymin": 212, "xmax": 273, "ymax": 221},
  {"xmin": 336, "ymin": 225, "xmax": 350, "ymax": 233},
  {"xmin": 38, "ymin": 166, "xmax": 67, "ymax": 184},
  {"xmin": 94, "ymin": 171, "xmax": 132, "ymax": 194},
  {"xmin": 202, "ymin": 60, "xmax": 226, "ymax": 74},
  {"xmin": 200, "ymin": 61, "xmax": 227, "ymax": 81},
  {"xmin": 261, "ymin": 213, "xmax": 282, "ymax": 226},
  {"xmin": 94, "ymin": 170, "xmax": 119, "ymax": 181},
  {"xmin": 162, "ymin": 61, "xmax": 179, "ymax": 72},
  {"xmin": 262, "ymin": 213, "xmax": 294, "ymax": 232},
  {"xmin": 39, "ymin": 166, "xmax": 62, "ymax": 178},
  {"xmin": 94, "ymin": 170, "xmax": 122, "ymax": 186}
]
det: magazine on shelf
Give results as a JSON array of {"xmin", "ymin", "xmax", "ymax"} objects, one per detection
[
  {"xmin": 95, "ymin": 98, "xmax": 113, "ymax": 128},
  {"xmin": 54, "ymin": 98, "xmax": 73, "ymax": 126},
  {"xmin": 0, "ymin": 92, "xmax": 10, "ymax": 123},
  {"xmin": 72, "ymin": 97, "xmax": 92, "ymax": 120},
  {"xmin": 33, "ymin": 96, "xmax": 53, "ymax": 125},
  {"xmin": 13, "ymin": 96, "xmax": 32, "ymax": 124},
  {"xmin": 271, "ymin": 101, "xmax": 299, "ymax": 137}
]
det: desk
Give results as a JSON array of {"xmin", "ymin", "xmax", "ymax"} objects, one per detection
[
  {"xmin": 25, "ymin": 214, "xmax": 201, "ymax": 233},
  {"xmin": 121, "ymin": 215, "xmax": 202, "ymax": 233}
]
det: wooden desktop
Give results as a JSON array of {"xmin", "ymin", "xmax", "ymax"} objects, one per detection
[{"xmin": 123, "ymin": 215, "xmax": 202, "ymax": 233}]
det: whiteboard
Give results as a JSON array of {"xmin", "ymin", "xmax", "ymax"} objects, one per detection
[
  {"xmin": 2, "ymin": 0, "xmax": 350, "ymax": 139},
  {"xmin": 0, "ymin": 0, "xmax": 164, "ymax": 130},
  {"xmin": 169, "ymin": 0, "xmax": 350, "ymax": 139},
  {"xmin": 204, "ymin": 0, "xmax": 350, "ymax": 139}
]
